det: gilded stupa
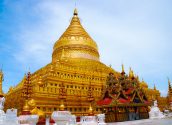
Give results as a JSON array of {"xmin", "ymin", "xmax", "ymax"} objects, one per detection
[
  {"xmin": 4, "ymin": 9, "xmax": 163, "ymax": 116},
  {"xmin": 53, "ymin": 9, "xmax": 99, "ymax": 63},
  {"xmin": 4, "ymin": 9, "xmax": 114, "ymax": 115}
]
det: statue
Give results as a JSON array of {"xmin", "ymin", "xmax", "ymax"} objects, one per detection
[{"xmin": 149, "ymin": 100, "xmax": 165, "ymax": 119}]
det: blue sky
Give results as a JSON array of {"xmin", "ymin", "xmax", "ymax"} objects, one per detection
[{"xmin": 0, "ymin": 0, "xmax": 172, "ymax": 96}]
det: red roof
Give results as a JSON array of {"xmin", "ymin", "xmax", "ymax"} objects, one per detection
[
  {"xmin": 97, "ymin": 98, "xmax": 112, "ymax": 106},
  {"xmin": 118, "ymin": 98, "xmax": 130, "ymax": 103},
  {"xmin": 124, "ymin": 88, "xmax": 134, "ymax": 95}
]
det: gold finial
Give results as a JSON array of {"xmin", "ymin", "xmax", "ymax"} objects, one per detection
[
  {"xmin": 154, "ymin": 84, "xmax": 156, "ymax": 90},
  {"xmin": 0, "ymin": 70, "xmax": 3, "ymax": 96},
  {"xmin": 129, "ymin": 67, "xmax": 134, "ymax": 78},
  {"xmin": 136, "ymin": 75, "xmax": 139, "ymax": 80},
  {"xmin": 168, "ymin": 77, "xmax": 171, "ymax": 89},
  {"xmin": 131, "ymin": 71, "xmax": 134, "ymax": 78},
  {"xmin": 122, "ymin": 64, "xmax": 124, "ymax": 73},
  {"xmin": 0, "ymin": 70, "xmax": 3, "ymax": 82},
  {"xmin": 129, "ymin": 67, "xmax": 132, "ymax": 77},
  {"xmin": 74, "ymin": 8, "xmax": 78, "ymax": 16}
]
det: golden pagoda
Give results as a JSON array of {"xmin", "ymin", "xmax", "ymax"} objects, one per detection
[
  {"xmin": 4, "ymin": 9, "xmax": 163, "ymax": 116},
  {"xmin": 4, "ymin": 9, "xmax": 114, "ymax": 116}
]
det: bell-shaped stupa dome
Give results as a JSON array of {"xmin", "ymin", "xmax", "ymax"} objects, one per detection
[{"xmin": 52, "ymin": 9, "xmax": 100, "ymax": 63}]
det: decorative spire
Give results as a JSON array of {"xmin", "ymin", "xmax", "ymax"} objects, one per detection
[
  {"xmin": 74, "ymin": 8, "xmax": 78, "ymax": 16},
  {"xmin": 136, "ymin": 79, "xmax": 140, "ymax": 88},
  {"xmin": 122, "ymin": 64, "xmax": 124, "ymax": 72},
  {"xmin": 154, "ymin": 84, "xmax": 156, "ymax": 90},
  {"xmin": 136, "ymin": 75, "xmax": 139, "ymax": 81},
  {"xmin": 129, "ymin": 67, "xmax": 134, "ymax": 78},
  {"xmin": 129, "ymin": 67, "xmax": 131, "ymax": 74},
  {"xmin": 22, "ymin": 72, "xmax": 32, "ymax": 100},
  {"xmin": 0, "ymin": 70, "xmax": 3, "ymax": 96},
  {"xmin": 168, "ymin": 77, "xmax": 171, "ymax": 89},
  {"xmin": 22, "ymin": 72, "xmax": 32, "ymax": 115},
  {"xmin": 0, "ymin": 70, "xmax": 3, "ymax": 82},
  {"xmin": 121, "ymin": 64, "xmax": 125, "ymax": 75}
]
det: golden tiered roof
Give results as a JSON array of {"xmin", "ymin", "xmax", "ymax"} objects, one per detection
[{"xmin": 52, "ymin": 9, "xmax": 100, "ymax": 63}]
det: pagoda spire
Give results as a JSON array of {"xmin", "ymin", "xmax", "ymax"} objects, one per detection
[
  {"xmin": 121, "ymin": 64, "xmax": 125, "ymax": 75},
  {"xmin": 136, "ymin": 75, "xmax": 139, "ymax": 81},
  {"xmin": 122, "ymin": 64, "xmax": 124, "ymax": 72},
  {"xmin": 154, "ymin": 84, "xmax": 156, "ymax": 90},
  {"xmin": 22, "ymin": 72, "xmax": 32, "ymax": 115},
  {"xmin": 168, "ymin": 78, "xmax": 171, "ymax": 90},
  {"xmin": 129, "ymin": 67, "xmax": 134, "ymax": 78},
  {"xmin": 74, "ymin": 8, "xmax": 78, "ymax": 16},
  {"xmin": 0, "ymin": 69, "xmax": 3, "ymax": 96}
]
